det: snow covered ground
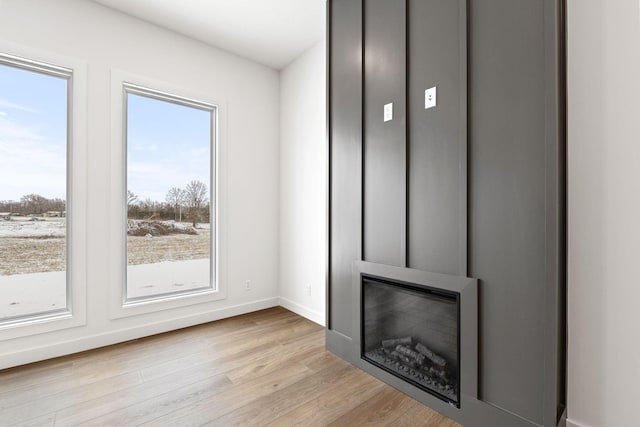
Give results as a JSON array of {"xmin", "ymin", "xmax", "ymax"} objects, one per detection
[
  {"xmin": 0, "ymin": 259, "xmax": 211, "ymax": 319},
  {"xmin": 127, "ymin": 258, "xmax": 211, "ymax": 299},
  {"xmin": 0, "ymin": 217, "xmax": 208, "ymax": 239},
  {"xmin": 0, "ymin": 270, "xmax": 66, "ymax": 319},
  {"xmin": 0, "ymin": 217, "xmax": 66, "ymax": 238},
  {"xmin": 0, "ymin": 218, "xmax": 211, "ymax": 319}
]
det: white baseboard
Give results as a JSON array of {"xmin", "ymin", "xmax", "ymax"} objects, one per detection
[
  {"xmin": 566, "ymin": 419, "xmax": 583, "ymax": 427},
  {"xmin": 0, "ymin": 297, "xmax": 279, "ymax": 370},
  {"xmin": 1, "ymin": 296, "xmax": 326, "ymax": 370},
  {"xmin": 278, "ymin": 297, "xmax": 325, "ymax": 327}
]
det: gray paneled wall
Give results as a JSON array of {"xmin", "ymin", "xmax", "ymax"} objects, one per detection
[
  {"xmin": 408, "ymin": 0, "xmax": 466, "ymax": 276},
  {"xmin": 327, "ymin": 0, "xmax": 565, "ymax": 426},
  {"xmin": 468, "ymin": 1, "xmax": 546, "ymax": 422},
  {"xmin": 363, "ymin": 0, "xmax": 407, "ymax": 267},
  {"xmin": 328, "ymin": 0, "xmax": 362, "ymax": 337}
]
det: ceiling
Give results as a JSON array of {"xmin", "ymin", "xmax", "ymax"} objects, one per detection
[{"xmin": 91, "ymin": 0, "xmax": 326, "ymax": 70}]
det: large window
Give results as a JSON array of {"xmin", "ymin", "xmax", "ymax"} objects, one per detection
[
  {"xmin": 124, "ymin": 84, "xmax": 216, "ymax": 302},
  {"xmin": 0, "ymin": 54, "xmax": 71, "ymax": 323}
]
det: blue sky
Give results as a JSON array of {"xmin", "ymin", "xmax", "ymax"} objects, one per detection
[
  {"xmin": 0, "ymin": 63, "xmax": 67, "ymax": 201},
  {"xmin": 127, "ymin": 93, "xmax": 211, "ymax": 203},
  {"xmin": 0, "ymin": 63, "xmax": 212, "ymax": 204}
]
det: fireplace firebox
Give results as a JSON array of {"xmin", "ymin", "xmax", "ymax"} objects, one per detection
[
  {"xmin": 352, "ymin": 261, "xmax": 477, "ymax": 412},
  {"xmin": 362, "ymin": 276, "xmax": 460, "ymax": 406}
]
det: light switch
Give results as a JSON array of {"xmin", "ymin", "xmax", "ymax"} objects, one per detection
[
  {"xmin": 384, "ymin": 102, "xmax": 393, "ymax": 122},
  {"xmin": 425, "ymin": 87, "xmax": 437, "ymax": 109}
]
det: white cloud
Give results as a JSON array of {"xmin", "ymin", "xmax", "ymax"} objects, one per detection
[
  {"xmin": 0, "ymin": 98, "xmax": 38, "ymax": 113},
  {"xmin": 128, "ymin": 159, "xmax": 209, "ymax": 203},
  {"xmin": 0, "ymin": 117, "xmax": 65, "ymax": 200},
  {"xmin": 132, "ymin": 143, "xmax": 159, "ymax": 153},
  {"xmin": 0, "ymin": 116, "xmax": 43, "ymax": 141}
]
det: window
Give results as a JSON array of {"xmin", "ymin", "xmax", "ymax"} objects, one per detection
[
  {"xmin": 124, "ymin": 84, "xmax": 216, "ymax": 303},
  {"xmin": 0, "ymin": 54, "xmax": 71, "ymax": 324}
]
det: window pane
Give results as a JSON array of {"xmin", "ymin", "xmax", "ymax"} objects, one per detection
[
  {"xmin": 126, "ymin": 87, "xmax": 214, "ymax": 301},
  {"xmin": 0, "ymin": 60, "xmax": 69, "ymax": 321}
]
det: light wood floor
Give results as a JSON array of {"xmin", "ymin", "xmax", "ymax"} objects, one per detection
[{"xmin": 0, "ymin": 307, "xmax": 460, "ymax": 426}]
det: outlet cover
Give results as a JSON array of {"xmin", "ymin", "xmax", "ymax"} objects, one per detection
[
  {"xmin": 384, "ymin": 102, "xmax": 393, "ymax": 122},
  {"xmin": 425, "ymin": 86, "xmax": 437, "ymax": 109}
]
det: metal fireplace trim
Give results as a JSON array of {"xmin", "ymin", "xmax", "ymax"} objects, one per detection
[{"xmin": 352, "ymin": 261, "xmax": 478, "ymax": 414}]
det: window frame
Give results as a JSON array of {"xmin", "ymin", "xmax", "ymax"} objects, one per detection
[
  {"xmin": 123, "ymin": 83, "xmax": 218, "ymax": 303},
  {"xmin": 109, "ymin": 70, "xmax": 227, "ymax": 320},
  {"xmin": 0, "ymin": 46, "xmax": 87, "ymax": 339}
]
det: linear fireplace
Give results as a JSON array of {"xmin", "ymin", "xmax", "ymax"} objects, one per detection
[{"xmin": 352, "ymin": 261, "xmax": 477, "ymax": 412}]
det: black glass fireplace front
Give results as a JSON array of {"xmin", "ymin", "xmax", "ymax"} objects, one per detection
[{"xmin": 361, "ymin": 275, "xmax": 460, "ymax": 406}]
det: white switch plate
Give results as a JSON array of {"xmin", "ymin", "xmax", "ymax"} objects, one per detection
[
  {"xmin": 425, "ymin": 86, "xmax": 437, "ymax": 109},
  {"xmin": 384, "ymin": 102, "xmax": 393, "ymax": 122}
]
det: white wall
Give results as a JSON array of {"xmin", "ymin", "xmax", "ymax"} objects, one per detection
[
  {"xmin": 0, "ymin": 0, "xmax": 280, "ymax": 368},
  {"xmin": 278, "ymin": 41, "xmax": 326, "ymax": 325},
  {"xmin": 567, "ymin": 1, "xmax": 640, "ymax": 426}
]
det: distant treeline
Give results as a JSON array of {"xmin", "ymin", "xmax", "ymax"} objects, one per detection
[
  {"xmin": 0, "ymin": 194, "xmax": 65, "ymax": 215},
  {"xmin": 128, "ymin": 199, "xmax": 210, "ymax": 223},
  {"xmin": 1, "ymin": 180, "xmax": 211, "ymax": 225},
  {"xmin": 129, "ymin": 180, "xmax": 210, "ymax": 227}
]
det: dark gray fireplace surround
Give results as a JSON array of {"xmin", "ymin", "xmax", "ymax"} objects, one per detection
[
  {"xmin": 326, "ymin": 1, "xmax": 566, "ymax": 427},
  {"xmin": 353, "ymin": 262, "xmax": 478, "ymax": 409}
]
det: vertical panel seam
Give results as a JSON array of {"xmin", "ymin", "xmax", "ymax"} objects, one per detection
[
  {"xmin": 404, "ymin": 0, "xmax": 410, "ymax": 269},
  {"xmin": 360, "ymin": 0, "xmax": 366, "ymax": 263},
  {"xmin": 325, "ymin": 0, "xmax": 332, "ymax": 330}
]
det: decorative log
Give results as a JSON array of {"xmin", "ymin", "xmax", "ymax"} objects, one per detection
[
  {"xmin": 395, "ymin": 345, "xmax": 426, "ymax": 366},
  {"xmin": 426, "ymin": 365, "xmax": 448, "ymax": 380},
  {"xmin": 415, "ymin": 342, "xmax": 447, "ymax": 368},
  {"xmin": 382, "ymin": 337, "xmax": 412, "ymax": 349},
  {"xmin": 390, "ymin": 350, "xmax": 417, "ymax": 368}
]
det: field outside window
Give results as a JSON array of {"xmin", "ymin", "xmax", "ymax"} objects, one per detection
[
  {"xmin": 125, "ymin": 84, "xmax": 216, "ymax": 302},
  {"xmin": 0, "ymin": 56, "xmax": 70, "ymax": 322}
]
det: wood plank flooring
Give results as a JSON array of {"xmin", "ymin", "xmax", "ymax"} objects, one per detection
[{"xmin": 0, "ymin": 307, "xmax": 460, "ymax": 426}]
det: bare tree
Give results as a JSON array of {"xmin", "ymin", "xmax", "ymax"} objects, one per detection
[
  {"xmin": 127, "ymin": 191, "xmax": 140, "ymax": 219},
  {"xmin": 20, "ymin": 194, "xmax": 48, "ymax": 214},
  {"xmin": 165, "ymin": 187, "xmax": 185, "ymax": 222},
  {"xmin": 139, "ymin": 198, "xmax": 159, "ymax": 220},
  {"xmin": 10, "ymin": 194, "xmax": 65, "ymax": 216},
  {"xmin": 183, "ymin": 180, "xmax": 208, "ymax": 227},
  {"xmin": 127, "ymin": 190, "xmax": 138, "ymax": 206}
]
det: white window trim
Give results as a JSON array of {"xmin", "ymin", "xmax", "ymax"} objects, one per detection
[
  {"xmin": 0, "ymin": 42, "xmax": 88, "ymax": 340},
  {"xmin": 109, "ymin": 69, "xmax": 228, "ymax": 319}
]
